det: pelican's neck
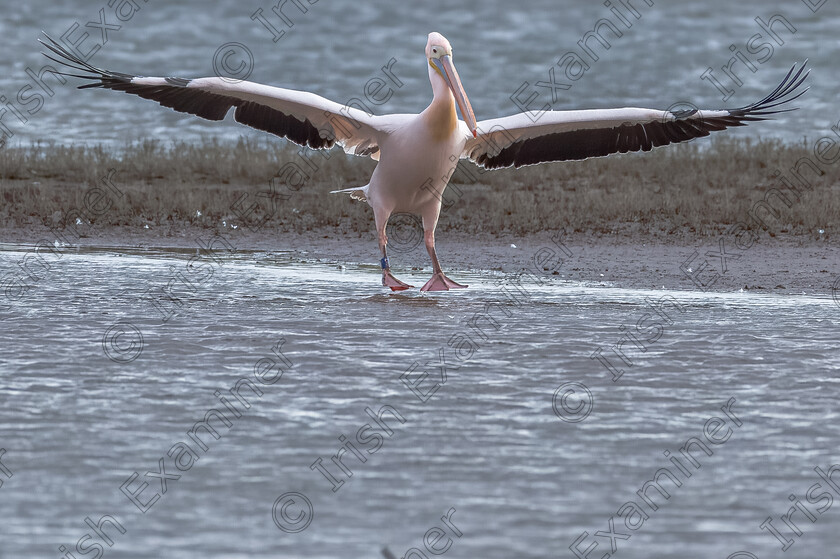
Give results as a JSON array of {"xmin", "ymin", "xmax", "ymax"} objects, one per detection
[{"xmin": 423, "ymin": 64, "xmax": 457, "ymax": 137}]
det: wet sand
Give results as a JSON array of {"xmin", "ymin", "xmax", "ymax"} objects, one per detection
[{"xmin": 2, "ymin": 223, "xmax": 836, "ymax": 296}]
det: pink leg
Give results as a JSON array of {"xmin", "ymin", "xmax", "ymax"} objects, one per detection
[
  {"xmin": 420, "ymin": 228, "xmax": 467, "ymax": 292},
  {"xmin": 376, "ymin": 211, "xmax": 413, "ymax": 291}
]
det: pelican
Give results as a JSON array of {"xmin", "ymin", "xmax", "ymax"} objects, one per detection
[{"xmin": 41, "ymin": 33, "xmax": 808, "ymax": 291}]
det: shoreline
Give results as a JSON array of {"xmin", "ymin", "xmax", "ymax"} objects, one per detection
[
  {"xmin": 2, "ymin": 137, "xmax": 837, "ymax": 297},
  {"xmin": 1, "ymin": 223, "xmax": 836, "ymax": 297}
]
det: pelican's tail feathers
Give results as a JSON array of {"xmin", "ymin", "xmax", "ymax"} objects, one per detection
[{"xmin": 330, "ymin": 184, "xmax": 369, "ymax": 203}]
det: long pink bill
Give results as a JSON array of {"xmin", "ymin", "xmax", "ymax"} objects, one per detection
[{"xmin": 435, "ymin": 55, "xmax": 477, "ymax": 137}]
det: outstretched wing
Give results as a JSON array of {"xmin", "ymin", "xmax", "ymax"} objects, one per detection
[
  {"xmin": 40, "ymin": 34, "xmax": 409, "ymax": 160},
  {"xmin": 463, "ymin": 63, "xmax": 809, "ymax": 170}
]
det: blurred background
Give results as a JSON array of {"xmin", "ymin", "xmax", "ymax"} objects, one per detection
[
  {"xmin": 1, "ymin": 3, "xmax": 839, "ymax": 559},
  {"xmin": 0, "ymin": 0, "xmax": 835, "ymax": 148}
]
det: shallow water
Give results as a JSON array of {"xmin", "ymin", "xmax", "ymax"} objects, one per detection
[
  {"xmin": 0, "ymin": 0, "xmax": 837, "ymax": 148},
  {"xmin": 1, "ymin": 243, "xmax": 838, "ymax": 558}
]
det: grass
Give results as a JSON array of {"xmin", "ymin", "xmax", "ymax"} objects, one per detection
[{"xmin": 0, "ymin": 136, "xmax": 837, "ymax": 236}]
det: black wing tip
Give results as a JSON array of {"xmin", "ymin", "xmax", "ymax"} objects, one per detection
[
  {"xmin": 737, "ymin": 60, "xmax": 810, "ymax": 116},
  {"xmin": 39, "ymin": 31, "xmax": 58, "ymax": 47},
  {"xmin": 40, "ymin": 33, "xmax": 191, "ymax": 91},
  {"xmin": 40, "ymin": 33, "xmax": 101, "ymax": 73},
  {"xmin": 39, "ymin": 31, "xmax": 141, "ymax": 88}
]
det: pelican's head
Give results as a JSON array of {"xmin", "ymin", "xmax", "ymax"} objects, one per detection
[{"xmin": 426, "ymin": 32, "xmax": 477, "ymax": 138}]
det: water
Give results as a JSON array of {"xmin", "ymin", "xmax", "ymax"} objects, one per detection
[
  {"xmin": 2, "ymin": 2, "xmax": 840, "ymax": 556},
  {"xmin": 1, "ymin": 243, "xmax": 838, "ymax": 558},
  {"xmin": 1, "ymin": 1, "xmax": 838, "ymax": 149}
]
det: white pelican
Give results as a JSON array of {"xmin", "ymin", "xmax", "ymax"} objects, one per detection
[{"xmin": 41, "ymin": 33, "xmax": 808, "ymax": 291}]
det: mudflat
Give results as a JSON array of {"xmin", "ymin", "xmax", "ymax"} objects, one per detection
[
  {"xmin": 1, "ymin": 224, "xmax": 836, "ymax": 297},
  {"xmin": 1, "ymin": 137, "xmax": 837, "ymax": 296}
]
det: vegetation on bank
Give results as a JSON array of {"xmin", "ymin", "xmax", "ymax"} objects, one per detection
[{"xmin": 0, "ymin": 137, "xmax": 837, "ymax": 236}]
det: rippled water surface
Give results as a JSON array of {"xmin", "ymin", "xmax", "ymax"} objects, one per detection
[
  {"xmin": 0, "ymin": 1, "xmax": 838, "ymax": 147},
  {"xmin": 1, "ymin": 244, "xmax": 838, "ymax": 558},
  {"xmin": 2, "ymin": 2, "xmax": 840, "ymax": 556}
]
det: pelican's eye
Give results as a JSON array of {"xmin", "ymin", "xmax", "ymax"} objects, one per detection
[{"xmin": 429, "ymin": 45, "xmax": 448, "ymax": 59}]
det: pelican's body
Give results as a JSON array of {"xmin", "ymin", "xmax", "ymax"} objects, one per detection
[
  {"xmin": 369, "ymin": 86, "xmax": 465, "ymax": 215},
  {"xmin": 42, "ymin": 32, "xmax": 808, "ymax": 292},
  {"xmin": 336, "ymin": 34, "xmax": 477, "ymax": 290},
  {"xmin": 372, "ymin": 103, "xmax": 464, "ymax": 213}
]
